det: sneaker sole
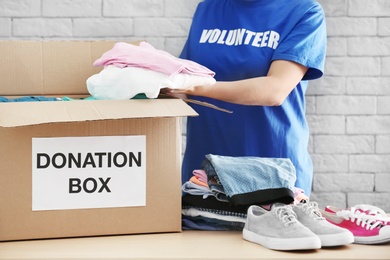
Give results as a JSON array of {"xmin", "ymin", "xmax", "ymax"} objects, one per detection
[
  {"xmin": 354, "ymin": 235, "xmax": 390, "ymax": 245},
  {"xmin": 243, "ymin": 228, "xmax": 321, "ymax": 251},
  {"xmin": 317, "ymin": 232, "xmax": 354, "ymax": 247}
]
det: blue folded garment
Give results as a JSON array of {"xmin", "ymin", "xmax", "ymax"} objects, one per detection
[
  {"xmin": 0, "ymin": 96, "xmax": 60, "ymax": 102},
  {"xmin": 204, "ymin": 154, "xmax": 296, "ymax": 206}
]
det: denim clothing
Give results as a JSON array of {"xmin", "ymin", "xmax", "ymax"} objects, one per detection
[
  {"xmin": 182, "ymin": 206, "xmax": 246, "ymax": 231},
  {"xmin": 182, "ymin": 180, "xmax": 230, "ymax": 202},
  {"xmin": 182, "ymin": 180, "xmax": 213, "ymax": 196},
  {"xmin": 0, "ymin": 96, "xmax": 60, "ymax": 102},
  {"xmin": 204, "ymin": 154, "xmax": 296, "ymax": 206},
  {"xmin": 201, "ymin": 159, "xmax": 229, "ymax": 202},
  {"xmin": 182, "ymin": 216, "xmax": 244, "ymax": 231},
  {"xmin": 182, "ymin": 206, "xmax": 247, "ymax": 222}
]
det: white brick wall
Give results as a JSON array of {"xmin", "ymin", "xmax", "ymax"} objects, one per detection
[
  {"xmin": 0, "ymin": 0, "xmax": 389, "ymax": 212},
  {"xmin": 312, "ymin": 0, "xmax": 390, "ymax": 212}
]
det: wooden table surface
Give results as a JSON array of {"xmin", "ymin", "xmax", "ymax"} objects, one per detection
[{"xmin": 1, "ymin": 230, "xmax": 389, "ymax": 260}]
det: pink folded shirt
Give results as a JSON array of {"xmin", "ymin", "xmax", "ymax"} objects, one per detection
[{"xmin": 93, "ymin": 41, "xmax": 215, "ymax": 78}]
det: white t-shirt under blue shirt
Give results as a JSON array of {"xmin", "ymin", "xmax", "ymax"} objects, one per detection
[{"xmin": 180, "ymin": 0, "xmax": 327, "ymax": 196}]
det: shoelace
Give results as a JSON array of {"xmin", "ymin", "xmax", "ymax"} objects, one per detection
[
  {"xmin": 353, "ymin": 204, "xmax": 390, "ymax": 225},
  {"xmin": 336, "ymin": 208, "xmax": 384, "ymax": 230},
  {"xmin": 273, "ymin": 205, "xmax": 298, "ymax": 227},
  {"xmin": 297, "ymin": 201, "xmax": 325, "ymax": 220}
]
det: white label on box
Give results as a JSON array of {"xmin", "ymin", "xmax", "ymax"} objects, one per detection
[{"xmin": 32, "ymin": 136, "xmax": 146, "ymax": 211}]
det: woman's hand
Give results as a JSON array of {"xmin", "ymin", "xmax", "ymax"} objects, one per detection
[
  {"xmin": 160, "ymin": 87, "xmax": 189, "ymax": 99},
  {"xmin": 166, "ymin": 60, "xmax": 308, "ymax": 106}
]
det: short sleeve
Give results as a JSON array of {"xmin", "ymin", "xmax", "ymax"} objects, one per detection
[{"xmin": 272, "ymin": 4, "xmax": 327, "ymax": 80}]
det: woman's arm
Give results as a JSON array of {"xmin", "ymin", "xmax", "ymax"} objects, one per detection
[{"xmin": 170, "ymin": 60, "xmax": 308, "ymax": 106}]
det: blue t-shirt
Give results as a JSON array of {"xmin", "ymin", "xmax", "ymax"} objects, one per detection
[{"xmin": 180, "ymin": 0, "xmax": 327, "ymax": 196}]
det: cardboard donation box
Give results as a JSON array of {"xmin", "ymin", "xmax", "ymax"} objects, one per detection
[{"xmin": 0, "ymin": 41, "xmax": 197, "ymax": 241}]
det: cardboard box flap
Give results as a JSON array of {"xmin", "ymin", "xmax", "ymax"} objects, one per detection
[
  {"xmin": 0, "ymin": 99, "xmax": 198, "ymax": 128},
  {"xmin": 0, "ymin": 40, "xmax": 128, "ymax": 96}
]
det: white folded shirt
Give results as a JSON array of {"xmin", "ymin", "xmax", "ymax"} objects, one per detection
[{"xmin": 86, "ymin": 65, "xmax": 216, "ymax": 100}]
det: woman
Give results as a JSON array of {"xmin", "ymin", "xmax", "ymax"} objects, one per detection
[{"xmin": 173, "ymin": 0, "xmax": 327, "ymax": 197}]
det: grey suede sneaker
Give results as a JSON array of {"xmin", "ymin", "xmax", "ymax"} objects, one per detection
[
  {"xmin": 243, "ymin": 203, "xmax": 321, "ymax": 251},
  {"xmin": 293, "ymin": 201, "xmax": 354, "ymax": 247}
]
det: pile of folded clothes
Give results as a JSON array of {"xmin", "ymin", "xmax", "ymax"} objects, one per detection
[
  {"xmin": 181, "ymin": 154, "xmax": 308, "ymax": 230},
  {"xmin": 87, "ymin": 41, "xmax": 216, "ymax": 100}
]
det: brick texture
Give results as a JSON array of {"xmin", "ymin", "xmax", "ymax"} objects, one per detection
[{"xmin": 0, "ymin": 0, "xmax": 389, "ymax": 212}]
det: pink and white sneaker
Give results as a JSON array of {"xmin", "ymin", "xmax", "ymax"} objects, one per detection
[
  {"xmin": 321, "ymin": 205, "xmax": 390, "ymax": 245},
  {"xmin": 325, "ymin": 204, "xmax": 390, "ymax": 226}
]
